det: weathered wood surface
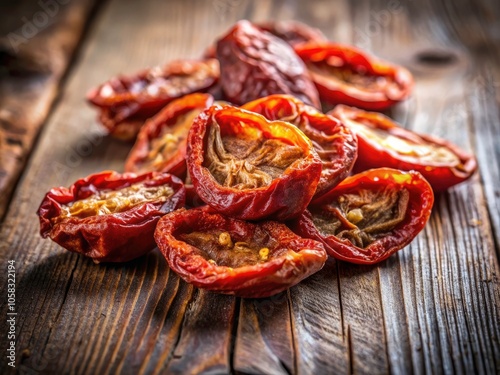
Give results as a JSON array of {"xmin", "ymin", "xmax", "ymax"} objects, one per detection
[
  {"xmin": 0, "ymin": 0, "xmax": 99, "ymax": 220},
  {"xmin": 0, "ymin": 0, "xmax": 499, "ymax": 374}
]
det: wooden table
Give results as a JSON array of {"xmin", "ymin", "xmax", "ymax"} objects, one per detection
[{"xmin": 1, "ymin": 0, "xmax": 499, "ymax": 373}]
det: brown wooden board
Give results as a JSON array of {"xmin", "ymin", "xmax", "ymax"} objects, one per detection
[{"xmin": 0, "ymin": 0, "xmax": 499, "ymax": 374}]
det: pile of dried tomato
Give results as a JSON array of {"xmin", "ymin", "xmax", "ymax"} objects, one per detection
[{"xmin": 37, "ymin": 20, "xmax": 477, "ymax": 298}]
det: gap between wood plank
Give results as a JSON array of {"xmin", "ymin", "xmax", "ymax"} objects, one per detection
[
  {"xmin": 38, "ymin": 256, "xmax": 80, "ymax": 360},
  {"xmin": 286, "ymin": 289, "xmax": 298, "ymax": 375},
  {"xmin": 229, "ymin": 297, "xmax": 241, "ymax": 374},
  {"xmin": 377, "ymin": 268, "xmax": 392, "ymax": 375},
  {"xmin": 160, "ymin": 286, "xmax": 198, "ymax": 369},
  {"xmin": 336, "ymin": 261, "xmax": 345, "ymax": 341}
]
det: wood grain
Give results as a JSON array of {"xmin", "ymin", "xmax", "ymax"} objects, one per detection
[
  {"xmin": 234, "ymin": 293, "xmax": 295, "ymax": 374},
  {"xmin": 164, "ymin": 291, "xmax": 236, "ymax": 375},
  {"xmin": 0, "ymin": 0, "xmax": 99, "ymax": 220},
  {"xmin": 0, "ymin": 0, "xmax": 499, "ymax": 374},
  {"xmin": 290, "ymin": 260, "xmax": 349, "ymax": 374}
]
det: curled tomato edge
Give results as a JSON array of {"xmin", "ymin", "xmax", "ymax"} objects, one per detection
[
  {"xmin": 294, "ymin": 42, "xmax": 414, "ymax": 110},
  {"xmin": 241, "ymin": 94, "xmax": 359, "ymax": 198},
  {"xmin": 290, "ymin": 168, "xmax": 434, "ymax": 265},
  {"xmin": 125, "ymin": 93, "xmax": 215, "ymax": 177},
  {"xmin": 187, "ymin": 105, "xmax": 322, "ymax": 221},
  {"xmin": 330, "ymin": 104, "xmax": 477, "ymax": 191},
  {"xmin": 37, "ymin": 170, "xmax": 186, "ymax": 262},
  {"xmin": 154, "ymin": 207, "xmax": 327, "ymax": 298}
]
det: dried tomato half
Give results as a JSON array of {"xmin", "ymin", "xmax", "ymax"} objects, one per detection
[
  {"xmin": 125, "ymin": 93, "xmax": 215, "ymax": 178},
  {"xmin": 290, "ymin": 168, "xmax": 434, "ymax": 265},
  {"xmin": 294, "ymin": 43, "xmax": 413, "ymax": 110},
  {"xmin": 330, "ymin": 105, "xmax": 477, "ymax": 191},
  {"xmin": 154, "ymin": 207, "xmax": 327, "ymax": 298},
  {"xmin": 37, "ymin": 171, "xmax": 185, "ymax": 263},
  {"xmin": 187, "ymin": 104, "xmax": 322, "ymax": 221},
  {"xmin": 242, "ymin": 94, "xmax": 357, "ymax": 198},
  {"xmin": 216, "ymin": 20, "xmax": 320, "ymax": 108},
  {"xmin": 87, "ymin": 59, "xmax": 219, "ymax": 140}
]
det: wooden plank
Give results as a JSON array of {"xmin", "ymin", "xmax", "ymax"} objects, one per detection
[
  {"xmin": 234, "ymin": 293, "xmax": 295, "ymax": 374},
  {"xmin": 0, "ymin": 0, "xmax": 98, "ymax": 220},
  {"xmin": 377, "ymin": 257, "xmax": 414, "ymax": 374},
  {"xmin": 398, "ymin": 185, "xmax": 500, "ymax": 374},
  {"xmin": 466, "ymin": 60, "xmax": 500, "ymax": 370},
  {"xmin": 290, "ymin": 260, "xmax": 348, "ymax": 375},
  {"xmin": 468, "ymin": 62, "xmax": 500, "ymax": 257},
  {"xmin": 134, "ymin": 270, "xmax": 193, "ymax": 375},
  {"xmin": 163, "ymin": 291, "xmax": 236, "ymax": 375},
  {"xmin": 19, "ymin": 252, "xmax": 194, "ymax": 374},
  {"xmin": 338, "ymin": 264, "xmax": 390, "ymax": 374}
]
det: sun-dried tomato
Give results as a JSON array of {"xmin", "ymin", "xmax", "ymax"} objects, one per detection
[
  {"xmin": 295, "ymin": 43, "xmax": 413, "ymax": 110},
  {"xmin": 187, "ymin": 104, "xmax": 322, "ymax": 221},
  {"xmin": 125, "ymin": 93, "xmax": 215, "ymax": 179},
  {"xmin": 37, "ymin": 171, "xmax": 185, "ymax": 263},
  {"xmin": 216, "ymin": 20, "xmax": 320, "ymax": 108},
  {"xmin": 154, "ymin": 207, "xmax": 327, "ymax": 298},
  {"xmin": 242, "ymin": 94, "xmax": 357, "ymax": 198},
  {"xmin": 87, "ymin": 59, "xmax": 219, "ymax": 140},
  {"xmin": 290, "ymin": 168, "xmax": 434, "ymax": 264},
  {"xmin": 330, "ymin": 105, "xmax": 477, "ymax": 191}
]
